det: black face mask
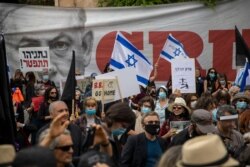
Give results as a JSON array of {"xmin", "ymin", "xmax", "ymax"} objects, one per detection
[
  {"xmin": 49, "ymin": 96, "xmax": 57, "ymax": 101},
  {"xmin": 144, "ymin": 124, "xmax": 160, "ymax": 135}
]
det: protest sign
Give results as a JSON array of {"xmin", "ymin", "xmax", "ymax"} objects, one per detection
[
  {"xmin": 170, "ymin": 120, "xmax": 191, "ymax": 134},
  {"xmin": 19, "ymin": 47, "xmax": 50, "ymax": 72},
  {"xmin": 171, "ymin": 58, "xmax": 195, "ymax": 93},
  {"xmin": 96, "ymin": 67, "xmax": 140, "ymax": 103},
  {"xmin": 92, "ymin": 79, "xmax": 116, "ymax": 101},
  {"xmin": 76, "ymin": 75, "xmax": 92, "ymax": 94}
]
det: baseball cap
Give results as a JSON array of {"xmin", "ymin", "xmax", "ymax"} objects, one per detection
[{"xmin": 191, "ymin": 109, "xmax": 216, "ymax": 134}]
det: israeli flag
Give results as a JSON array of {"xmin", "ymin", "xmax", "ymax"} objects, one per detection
[
  {"xmin": 234, "ymin": 67, "xmax": 245, "ymax": 86},
  {"xmin": 160, "ymin": 34, "xmax": 188, "ymax": 62},
  {"xmin": 240, "ymin": 62, "xmax": 250, "ymax": 91},
  {"xmin": 110, "ymin": 32, "xmax": 153, "ymax": 87}
]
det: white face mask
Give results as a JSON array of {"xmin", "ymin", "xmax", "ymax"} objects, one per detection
[{"xmin": 190, "ymin": 101, "xmax": 197, "ymax": 109}]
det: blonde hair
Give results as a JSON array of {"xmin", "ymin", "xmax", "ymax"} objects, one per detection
[{"xmin": 84, "ymin": 96, "xmax": 97, "ymax": 106}]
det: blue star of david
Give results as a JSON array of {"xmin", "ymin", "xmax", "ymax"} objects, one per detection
[
  {"xmin": 125, "ymin": 54, "xmax": 138, "ymax": 68},
  {"xmin": 173, "ymin": 48, "xmax": 181, "ymax": 57}
]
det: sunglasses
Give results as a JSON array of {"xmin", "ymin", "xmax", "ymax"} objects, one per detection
[
  {"xmin": 173, "ymin": 106, "xmax": 183, "ymax": 110},
  {"xmin": 145, "ymin": 121, "xmax": 160, "ymax": 125},
  {"xmin": 55, "ymin": 144, "xmax": 73, "ymax": 152}
]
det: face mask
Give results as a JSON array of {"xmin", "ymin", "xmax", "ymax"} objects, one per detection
[
  {"xmin": 209, "ymin": 73, "xmax": 215, "ymax": 79},
  {"xmin": 212, "ymin": 108, "xmax": 218, "ymax": 122},
  {"xmin": 40, "ymin": 89, "xmax": 45, "ymax": 95},
  {"xmin": 144, "ymin": 124, "xmax": 160, "ymax": 135},
  {"xmin": 150, "ymin": 90, "xmax": 156, "ymax": 97},
  {"xmin": 85, "ymin": 109, "xmax": 96, "ymax": 116},
  {"xmin": 112, "ymin": 128, "xmax": 126, "ymax": 137},
  {"xmin": 49, "ymin": 96, "xmax": 57, "ymax": 101},
  {"xmin": 141, "ymin": 107, "xmax": 151, "ymax": 114},
  {"xmin": 190, "ymin": 101, "xmax": 197, "ymax": 109},
  {"xmin": 43, "ymin": 75, "xmax": 49, "ymax": 82},
  {"xmin": 236, "ymin": 101, "xmax": 247, "ymax": 109},
  {"xmin": 219, "ymin": 80, "xmax": 226, "ymax": 86},
  {"xmin": 159, "ymin": 92, "xmax": 166, "ymax": 99}
]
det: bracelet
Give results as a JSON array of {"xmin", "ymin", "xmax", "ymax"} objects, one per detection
[{"xmin": 101, "ymin": 142, "xmax": 110, "ymax": 147}]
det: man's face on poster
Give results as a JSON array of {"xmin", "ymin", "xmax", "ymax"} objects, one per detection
[{"xmin": 2, "ymin": 6, "xmax": 93, "ymax": 82}]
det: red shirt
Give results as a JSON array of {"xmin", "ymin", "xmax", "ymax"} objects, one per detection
[{"xmin": 32, "ymin": 96, "xmax": 44, "ymax": 112}]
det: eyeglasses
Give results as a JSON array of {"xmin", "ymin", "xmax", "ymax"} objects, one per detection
[
  {"xmin": 173, "ymin": 106, "xmax": 183, "ymax": 110},
  {"xmin": 55, "ymin": 144, "xmax": 73, "ymax": 152},
  {"xmin": 210, "ymin": 71, "xmax": 215, "ymax": 73},
  {"xmin": 145, "ymin": 121, "xmax": 160, "ymax": 125},
  {"xmin": 50, "ymin": 92, "xmax": 57, "ymax": 94}
]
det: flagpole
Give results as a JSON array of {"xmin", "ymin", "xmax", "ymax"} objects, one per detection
[
  {"xmin": 115, "ymin": 76, "xmax": 123, "ymax": 102},
  {"xmin": 101, "ymin": 80, "xmax": 105, "ymax": 116},
  {"xmin": 156, "ymin": 55, "xmax": 161, "ymax": 65},
  {"xmin": 70, "ymin": 99, "xmax": 75, "ymax": 121}
]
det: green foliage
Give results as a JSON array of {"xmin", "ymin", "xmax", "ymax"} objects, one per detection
[
  {"xmin": 18, "ymin": 0, "xmax": 54, "ymax": 6},
  {"xmin": 98, "ymin": 0, "xmax": 218, "ymax": 7}
]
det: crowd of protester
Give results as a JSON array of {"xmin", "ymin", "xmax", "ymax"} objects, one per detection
[{"xmin": 1, "ymin": 66, "xmax": 250, "ymax": 167}]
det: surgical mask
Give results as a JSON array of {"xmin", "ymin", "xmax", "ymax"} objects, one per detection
[
  {"xmin": 43, "ymin": 75, "xmax": 49, "ymax": 82},
  {"xmin": 85, "ymin": 109, "xmax": 96, "ymax": 116},
  {"xmin": 219, "ymin": 80, "xmax": 226, "ymax": 86},
  {"xmin": 159, "ymin": 92, "xmax": 166, "ymax": 99},
  {"xmin": 141, "ymin": 107, "xmax": 151, "ymax": 114},
  {"xmin": 190, "ymin": 101, "xmax": 197, "ymax": 109},
  {"xmin": 144, "ymin": 124, "xmax": 160, "ymax": 135},
  {"xmin": 112, "ymin": 128, "xmax": 126, "ymax": 137},
  {"xmin": 236, "ymin": 101, "xmax": 247, "ymax": 109},
  {"xmin": 212, "ymin": 108, "xmax": 218, "ymax": 122},
  {"xmin": 209, "ymin": 73, "xmax": 215, "ymax": 79}
]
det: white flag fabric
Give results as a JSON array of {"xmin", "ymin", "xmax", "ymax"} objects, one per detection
[
  {"xmin": 110, "ymin": 32, "xmax": 153, "ymax": 87},
  {"xmin": 240, "ymin": 62, "xmax": 250, "ymax": 91},
  {"xmin": 234, "ymin": 67, "xmax": 245, "ymax": 86},
  {"xmin": 160, "ymin": 34, "xmax": 188, "ymax": 62}
]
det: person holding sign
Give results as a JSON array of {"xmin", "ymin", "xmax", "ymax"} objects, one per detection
[{"xmin": 159, "ymin": 97, "xmax": 191, "ymax": 142}]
